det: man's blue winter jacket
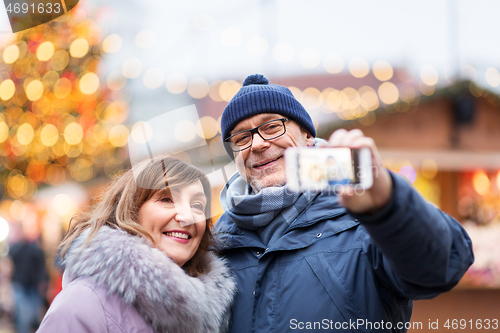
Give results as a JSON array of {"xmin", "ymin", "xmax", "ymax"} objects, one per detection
[{"xmin": 213, "ymin": 173, "xmax": 474, "ymax": 333}]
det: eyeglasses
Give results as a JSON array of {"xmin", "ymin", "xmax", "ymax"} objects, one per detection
[{"xmin": 225, "ymin": 118, "xmax": 290, "ymax": 152}]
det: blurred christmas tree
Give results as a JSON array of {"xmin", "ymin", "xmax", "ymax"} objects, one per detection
[{"xmin": 0, "ymin": 3, "xmax": 130, "ymax": 201}]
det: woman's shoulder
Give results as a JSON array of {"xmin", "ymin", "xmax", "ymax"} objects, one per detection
[
  {"xmin": 39, "ymin": 277, "xmax": 153, "ymax": 333},
  {"xmin": 38, "ymin": 278, "xmax": 108, "ymax": 332}
]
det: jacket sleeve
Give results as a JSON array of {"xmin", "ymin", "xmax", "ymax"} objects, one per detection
[
  {"xmin": 352, "ymin": 172, "xmax": 474, "ymax": 300},
  {"xmin": 37, "ymin": 281, "xmax": 108, "ymax": 333}
]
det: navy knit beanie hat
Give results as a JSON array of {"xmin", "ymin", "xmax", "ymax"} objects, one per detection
[{"xmin": 221, "ymin": 74, "xmax": 316, "ymax": 156}]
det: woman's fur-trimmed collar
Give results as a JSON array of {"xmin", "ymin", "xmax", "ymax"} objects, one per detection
[{"xmin": 61, "ymin": 226, "xmax": 236, "ymax": 333}]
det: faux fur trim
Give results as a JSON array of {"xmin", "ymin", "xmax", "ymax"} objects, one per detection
[{"xmin": 61, "ymin": 226, "xmax": 236, "ymax": 333}]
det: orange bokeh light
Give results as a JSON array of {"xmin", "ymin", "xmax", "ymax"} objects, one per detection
[
  {"xmin": 472, "ymin": 171, "xmax": 490, "ymax": 196},
  {"xmin": 496, "ymin": 170, "xmax": 500, "ymax": 191}
]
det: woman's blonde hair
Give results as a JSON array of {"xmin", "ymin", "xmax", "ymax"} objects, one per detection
[{"xmin": 59, "ymin": 156, "xmax": 214, "ymax": 277}]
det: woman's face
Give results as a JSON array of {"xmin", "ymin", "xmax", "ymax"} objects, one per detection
[{"xmin": 137, "ymin": 180, "xmax": 207, "ymax": 266}]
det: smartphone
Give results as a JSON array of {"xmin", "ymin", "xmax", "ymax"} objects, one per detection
[{"xmin": 285, "ymin": 147, "xmax": 373, "ymax": 192}]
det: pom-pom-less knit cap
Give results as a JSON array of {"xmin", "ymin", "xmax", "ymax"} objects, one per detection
[{"xmin": 220, "ymin": 74, "xmax": 316, "ymax": 157}]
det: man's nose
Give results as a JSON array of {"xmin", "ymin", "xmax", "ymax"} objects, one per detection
[{"xmin": 250, "ymin": 132, "xmax": 269, "ymax": 150}]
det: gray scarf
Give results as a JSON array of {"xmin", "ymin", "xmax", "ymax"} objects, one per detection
[{"xmin": 221, "ymin": 172, "xmax": 319, "ymax": 246}]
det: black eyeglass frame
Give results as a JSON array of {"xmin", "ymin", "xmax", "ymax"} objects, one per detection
[{"xmin": 225, "ymin": 118, "xmax": 290, "ymax": 152}]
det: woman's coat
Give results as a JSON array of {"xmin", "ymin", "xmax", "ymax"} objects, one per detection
[{"xmin": 37, "ymin": 226, "xmax": 236, "ymax": 333}]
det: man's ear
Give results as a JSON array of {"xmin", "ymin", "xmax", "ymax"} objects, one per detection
[{"xmin": 304, "ymin": 130, "xmax": 315, "ymax": 147}]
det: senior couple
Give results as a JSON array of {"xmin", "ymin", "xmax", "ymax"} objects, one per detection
[{"xmin": 37, "ymin": 74, "xmax": 473, "ymax": 333}]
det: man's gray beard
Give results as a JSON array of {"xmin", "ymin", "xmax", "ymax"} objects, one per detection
[{"xmin": 248, "ymin": 166, "xmax": 286, "ymax": 193}]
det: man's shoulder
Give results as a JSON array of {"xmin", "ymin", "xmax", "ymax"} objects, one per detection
[{"xmin": 213, "ymin": 212, "xmax": 235, "ymax": 234}]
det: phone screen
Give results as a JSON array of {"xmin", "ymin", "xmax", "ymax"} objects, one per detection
[{"xmin": 296, "ymin": 148, "xmax": 359, "ymax": 189}]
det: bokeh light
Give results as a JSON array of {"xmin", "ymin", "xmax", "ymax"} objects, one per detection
[
  {"xmin": 187, "ymin": 77, "xmax": 209, "ymax": 99},
  {"xmin": 25, "ymin": 80, "xmax": 44, "ymax": 101},
  {"xmin": 109, "ymin": 124, "xmax": 130, "ymax": 147},
  {"xmin": 288, "ymin": 87, "xmax": 302, "ymax": 103},
  {"xmin": 64, "ymin": 122, "xmax": 84, "ymax": 145},
  {"xmin": 496, "ymin": 170, "xmax": 500, "ymax": 191},
  {"xmin": 122, "ymin": 57, "xmax": 143, "ymax": 79},
  {"xmin": 166, "ymin": 72, "xmax": 188, "ymax": 94},
  {"xmin": 196, "ymin": 116, "xmax": 218, "ymax": 139},
  {"xmin": 51, "ymin": 50, "xmax": 69, "ymax": 71},
  {"xmin": 102, "ymin": 34, "xmax": 123, "ymax": 53},
  {"xmin": 348, "ymin": 57, "xmax": 370, "ymax": 78},
  {"xmin": 79, "ymin": 72, "xmax": 100, "ymax": 94},
  {"xmin": 378, "ymin": 82, "xmax": 399, "ymax": 104},
  {"xmin": 130, "ymin": 121, "xmax": 153, "ymax": 144},
  {"xmin": 53, "ymin": 194, "xmax": 72, "ymax": 216},
  {"xmin": 358, "ymin": 86, "xmax": 379, "ymax": 111},
  {"xmin": 0, "ymin": 122, "xmax": 9, "ymax": 142},
  {"xmin": 69, "ymin": 38, "xmax": 90, "ymax": 58},
  {"xmin": 36, "ymin": 42, "xmax": 55, "ymax": 61},
  {"xmin": 302, "ymin": 87, "xmax": 322, "ymax": 109},
  {"xmin": 485, "ymin": 67, "xmax": 500, "ymax": 88},
  {"xmin": 209, "ymin": 81, "xmax": 223, "ymax": 102},
  {"xmin": 40, "ymin": 124, "xmax": 59, "ymax": 146},
  {"xmin": 0, "ymin": 80, "xmax": 16, "ymax": 100},
  {"xmin": 399, "ymin": 165, "xmax": 417, "ymax": 183},
  {"xmin": 0, "ymin": 218, "xmax": 9, "ymax": 242},
  {"xmin": 473, "ymin": 171, "xmax": 490, "ymax": 196},
  {"xmin": 219, "ymin": 80, "xmax": 241, "ymax": 102},
  {"xmin": 3, "ymin": 44, "xmax": 20, "ymax": 64},
  {"xmin": 420, "ymin": 65, "xmax": 439, "ymax": 86},
  {"xmin": 16, "ymin": 123, "xmax": 34, "ymax": 145},
  {"xmin": 54, "ymin": 78, "xmax": 72, "ymax": 99},
  {"xmin": 372, "ymin": 60, "xmax": 393, "ymax": 81},
  {"xmin": 143, "ymin": 68, "xmax": 164, "ymax": 89}
]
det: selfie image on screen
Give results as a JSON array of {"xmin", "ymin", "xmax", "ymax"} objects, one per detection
[{"xmin": 298, "ymin": 148, "xmax": 355, "ymax": 189}]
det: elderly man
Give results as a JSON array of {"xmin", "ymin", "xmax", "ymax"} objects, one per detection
[{"xmin": 213, "ymin": 74, "xmax": 473, "ymax": 333}]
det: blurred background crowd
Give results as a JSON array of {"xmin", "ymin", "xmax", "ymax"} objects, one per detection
[{"xmin": 0, "ymin": 0, "xmax": 499, "ymax": 331}]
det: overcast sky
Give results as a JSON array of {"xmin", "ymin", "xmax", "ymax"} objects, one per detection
[
  {"xmin": 86, "ymin": 0, "xmax": 500, "ymax": 84},
  {"xmin": 2, "ymin": 0, "xmax": 500, "ymax": 95}
]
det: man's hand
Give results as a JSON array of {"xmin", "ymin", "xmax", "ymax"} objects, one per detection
[{"xmin": 327, "ymin": 129, "xmax": 393, "ymax": 215}]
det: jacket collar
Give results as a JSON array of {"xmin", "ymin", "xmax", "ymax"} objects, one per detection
[
  {"xmin": 214, "ymin": 191, "xmax": 358, "ymax": 251},
  {"xmin": 61, "ymin": 226, "xmax": 236, "ymax": 333}
]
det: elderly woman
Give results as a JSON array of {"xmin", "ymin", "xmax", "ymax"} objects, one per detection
[{"xmin": 37, "ymin": 157, "xmax": 236, "ymax": 333}]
